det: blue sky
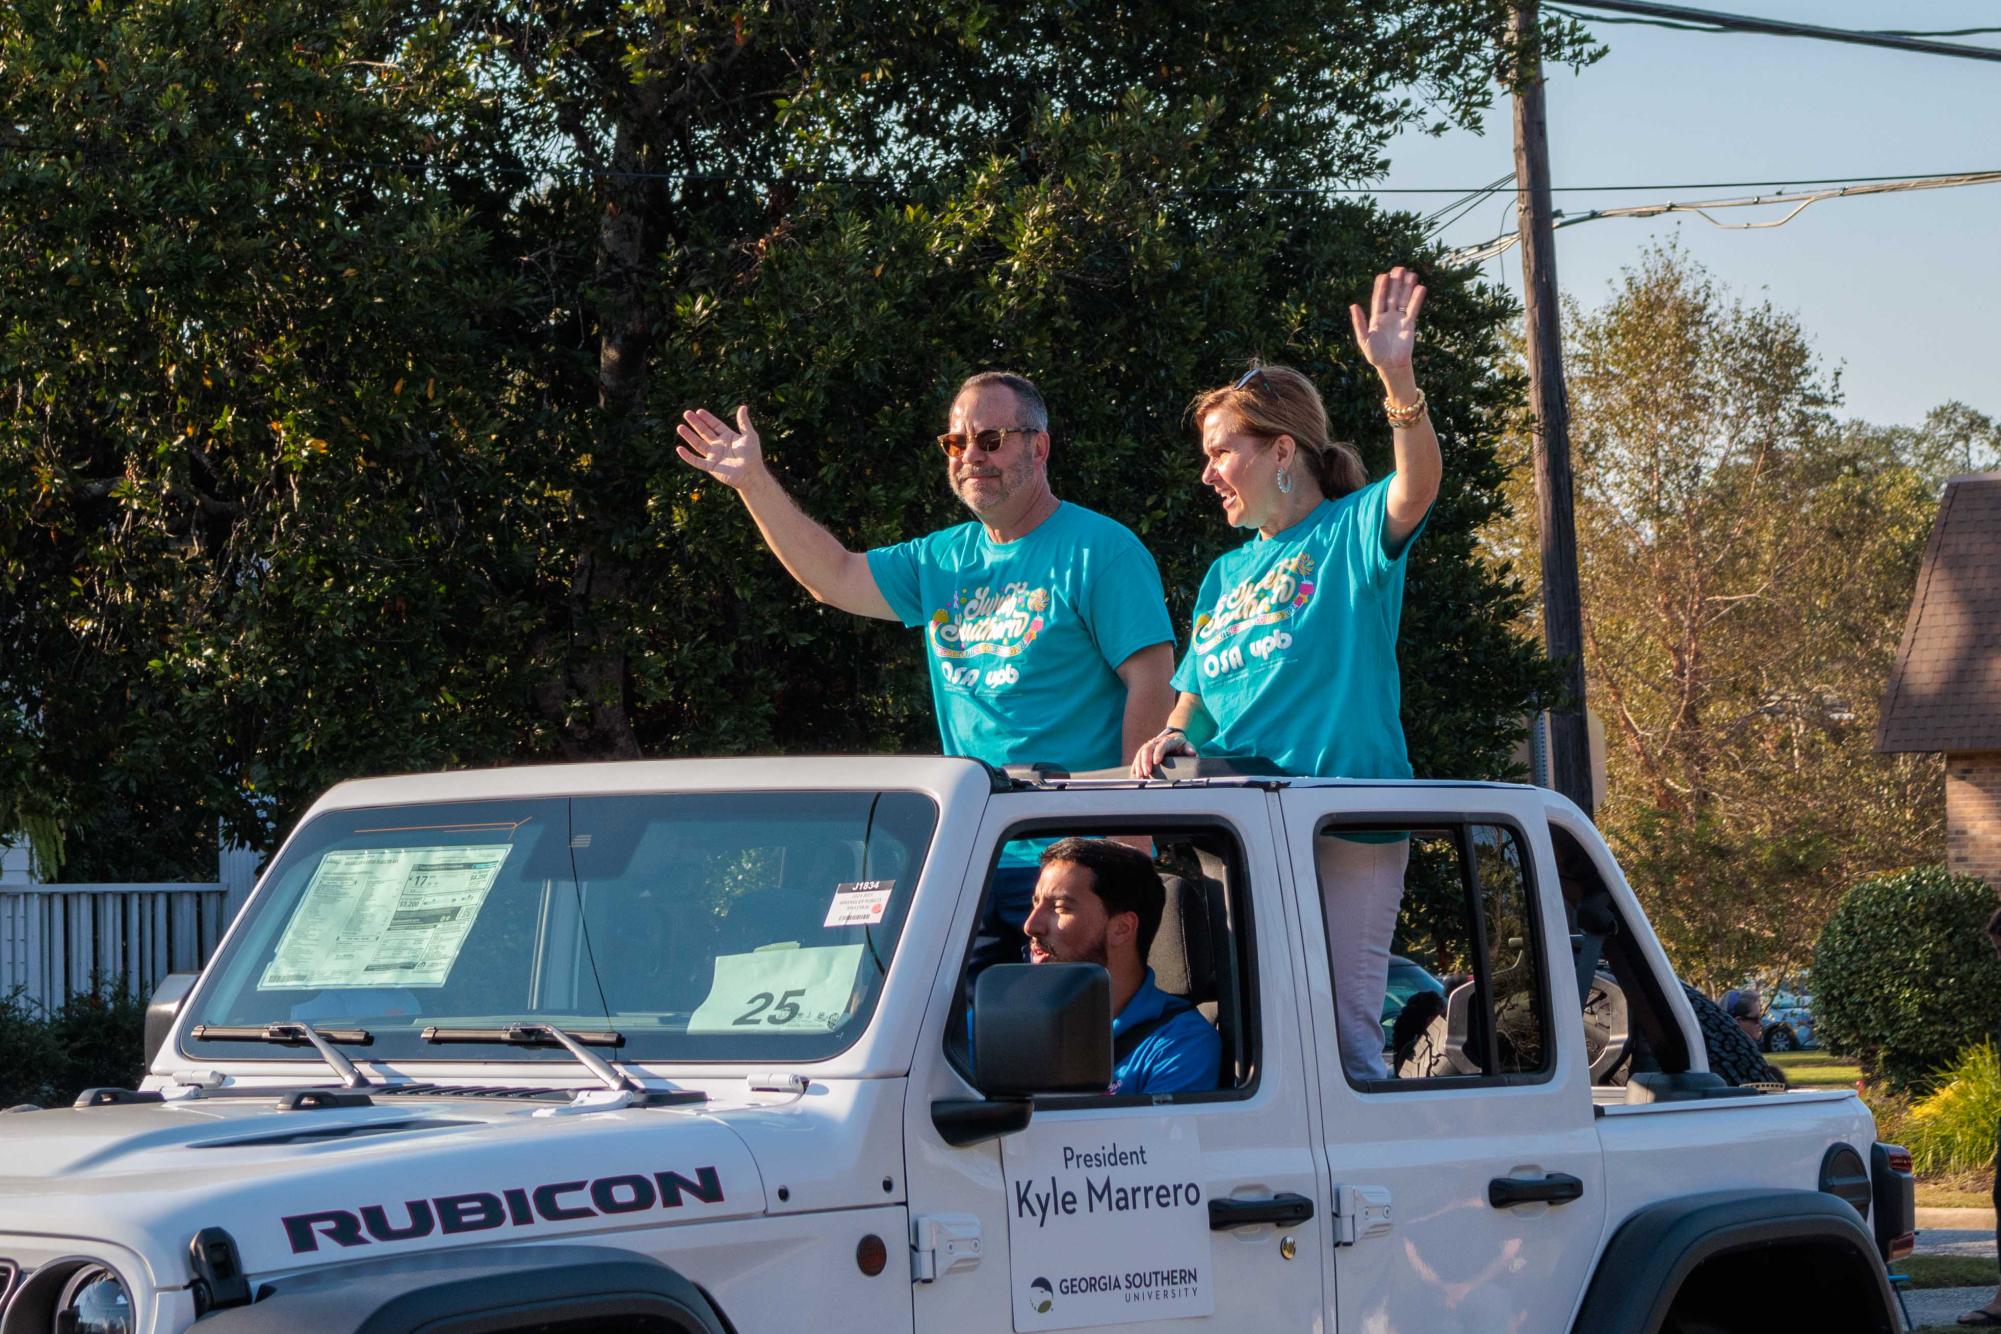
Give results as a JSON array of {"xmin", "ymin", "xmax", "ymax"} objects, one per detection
[{"xmin": 1370, "ymin": 1, "xmax": 2000, "ymax": 428}]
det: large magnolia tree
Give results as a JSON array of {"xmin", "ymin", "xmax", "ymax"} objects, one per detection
[{"xmin": 1, "ymin": 0, "xmax": 1594, "ymax": 875}]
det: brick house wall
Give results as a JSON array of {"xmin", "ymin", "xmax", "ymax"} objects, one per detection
[
  {"xmin": 1878, "ymin": 474, "xmax": 2001, "ymax": 885},
  {"xmin": 1948, "ymin": 752, "xmax": 2001, "ymax": 890}
]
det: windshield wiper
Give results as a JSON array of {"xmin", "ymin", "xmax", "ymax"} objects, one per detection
[
  {"xmin": 420, "ymin": 1023, "xmax": 634, "ymax": 1093},
  {"xmin": 191, "ymin": 1021, "xmax": 373, "ymax": 1089}
]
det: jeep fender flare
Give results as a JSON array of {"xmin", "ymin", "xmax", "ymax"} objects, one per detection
[
  {"xmin": 189, "ymin": 1243, "xmax": 729, "ymax": 1334},
  {"xmin": 1569, "ymin": 1188, "xmax": 1898, "ymax": 1334}
]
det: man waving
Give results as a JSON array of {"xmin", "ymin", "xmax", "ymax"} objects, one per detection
[{"xmin": 677, "ymin": 373, "xmax": 1176, "ymax": 957}]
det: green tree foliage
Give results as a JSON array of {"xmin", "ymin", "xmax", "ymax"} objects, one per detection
[
  {"xmin": 0, "ymin": 0, "xmax": 535, "ymax": 869},
  {"xmin": 1489, "ymin": 246, "xmax": 1983, "ymax": 988},
  {"xmin": 1815, "ymin": 866, "xmax": 2001, "ymax": 1091},
  {"xmin": 2, "ymin": 0, "xmax": 1593, "ymax": 873}
]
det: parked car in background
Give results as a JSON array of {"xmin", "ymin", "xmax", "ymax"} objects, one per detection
[
  {"xmin": 1763, "ymin": 988, "xmax": 1817, "ymax": 1051},
  {"xmin": 1379, "ymin": 953, "xmax": 1447, "ymax": 1046}
]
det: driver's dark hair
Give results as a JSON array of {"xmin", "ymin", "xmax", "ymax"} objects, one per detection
[{"xmin": 1040, "ymin": 837, "xmax": 1165, "ymax": 958}]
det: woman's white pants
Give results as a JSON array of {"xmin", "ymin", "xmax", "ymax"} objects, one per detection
[{"xmin": 1316, "ymin": 833, "xmax": 1411, "ymax": 1082}]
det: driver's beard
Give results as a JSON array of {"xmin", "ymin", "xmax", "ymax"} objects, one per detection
[{"xmin": 1032, "ymin": 926, "xmax": 1110, "ymax": 969}]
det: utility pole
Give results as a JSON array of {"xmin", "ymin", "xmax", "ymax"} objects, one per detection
[{"xmin": 1511, "ymin": 0, "xmax": 1595, "ymax": 817}]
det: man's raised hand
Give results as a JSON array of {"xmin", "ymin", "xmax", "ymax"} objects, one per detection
[{"xmin": 676, "ymin": 405, "xmax": 767, "ymax": 491}]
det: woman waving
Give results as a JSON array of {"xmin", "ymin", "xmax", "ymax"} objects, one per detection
[{"xmin": 1132, "ymin": 267, "xmax": 1440, "ymax": 1080}]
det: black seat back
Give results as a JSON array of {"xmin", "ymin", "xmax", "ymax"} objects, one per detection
[
  {"xmin": 1155, "ymin": 852, "xmax": 1245, "ymax": 1088},
  {"xmin": 1151, "ymin": 874, "xmax": 1218, "ymax": 1008}
]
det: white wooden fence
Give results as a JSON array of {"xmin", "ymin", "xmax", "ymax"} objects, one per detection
[{"xmin": 0, "ymin": 838, "xmax": 260, "ymax": 1011}]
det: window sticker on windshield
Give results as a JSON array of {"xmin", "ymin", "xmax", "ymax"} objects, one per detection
[
  {"xmin": 256, "ymin": 845, "xmax": 512, "ymax": 991},
  {"xmin": 687, "ymin": 944, "xmax": 866, "ymax": 1034},
  {"xmin": 823, "ymin": 879, "xmax": 894, "ymax": 928}
]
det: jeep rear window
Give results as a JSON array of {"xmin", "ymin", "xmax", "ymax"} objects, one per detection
[{"xmin": 182, "ymin": 791, "xmax": 938, "ymax": 1065}]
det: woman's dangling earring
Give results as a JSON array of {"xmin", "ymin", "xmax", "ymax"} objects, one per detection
[{"xmin": 1276, "ymin": 464, "xmax": 1294, "ymax": 495}]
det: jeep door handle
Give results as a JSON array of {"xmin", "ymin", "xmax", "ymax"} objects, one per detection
[
  {"xmin": 1488, "ymin": 1172, "xmax": 1584, "ymax": 1208},
  {"xmin": 1208, "ymin": 1192, "xmax": 1316, "ymax": 1230}
]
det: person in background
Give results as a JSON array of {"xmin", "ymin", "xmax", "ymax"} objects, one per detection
[
  {"xmin": 1725, "ymin": 989, "xmax": 1764, "ymax": 1045},
  {"xmin": 1130, "ymin": 267, "xmax": 1440, "ymax": 1082}
]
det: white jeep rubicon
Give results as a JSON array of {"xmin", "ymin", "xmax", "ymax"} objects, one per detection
[{"xmin": 0, "ymin": 757, "xmax": 1914, "ymax": 1333}]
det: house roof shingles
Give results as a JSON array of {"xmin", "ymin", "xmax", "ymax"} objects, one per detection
[{"xmin": 1878, "ymin": 472, "xmax": 2001, "ymax": 754}]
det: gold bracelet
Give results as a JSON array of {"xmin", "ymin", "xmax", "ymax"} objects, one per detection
[{"xmin": 1384, "ymin": 386, "xmax": 1427, "ymax": 428}]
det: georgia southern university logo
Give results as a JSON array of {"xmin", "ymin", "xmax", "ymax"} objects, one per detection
[
  {"xmin": 1029, "ymin": 1277, "xmax": 1055, "ymax": 1313},
  {"xmin": 280, "ymin": 1165, "xmax": 724, "ymax": 1253}
]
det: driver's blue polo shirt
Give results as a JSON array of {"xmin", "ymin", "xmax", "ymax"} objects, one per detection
[{"xmin": 1111, "ymin": 970, "xmax": 1221, "ymax": 1096}]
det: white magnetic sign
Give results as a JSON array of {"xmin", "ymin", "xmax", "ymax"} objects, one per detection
[
  {"xmin": 258, "ymin": 845, "xmax": 511, "ymax": 990},
  {"xmin": 687, "ymin": 944, "xmax": 866, "ymax": 1033},
  {"xmin": 1001, "ymin": 1120, "xmax": 1213, "ymax": 1330}
]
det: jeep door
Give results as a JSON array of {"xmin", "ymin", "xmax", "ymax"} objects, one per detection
[
  {"xmin": 1279, "ymin": 785, "xmax": 1606, "ymax": 1334},
  {"xmin": 903, "ymin": 784, "xmax": 1326, "ymax": 1332}
]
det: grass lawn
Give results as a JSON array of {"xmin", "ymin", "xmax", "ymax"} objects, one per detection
[
  {"xmin": 1919, "ymin": 1178, "xmax": 1996, "ymax": 1210},
  {"xmin": 1767, "ymin": 1050, "xmax": 1862, "ymax": 1089},
  {"xmin": 1896, "ymin": 1254, "xmax": 2000, "ymax": 1290}
]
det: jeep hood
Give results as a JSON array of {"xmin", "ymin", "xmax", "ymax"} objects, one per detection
[{"xmin": 0, "ymin": 1088, "xmax": 773, "ymax": 1286}]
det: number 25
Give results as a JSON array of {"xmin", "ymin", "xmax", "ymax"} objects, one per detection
[{"xmin": 735, "ymin": 988, "xmax": 807, "ymax": 1026}]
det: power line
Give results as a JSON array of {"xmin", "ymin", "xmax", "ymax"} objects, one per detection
[
  {"xmin": 1, "ymin": 140, "xmax": 1992, "ymax": 203},
  {"xmin": 1445, "ymin": 169, "xmax": 2001, "ymax": 264},
  {"xmin": 1555, "ymin": 1, "xmax": 2001, "ymax": 62},
  {"xmin": 1, "ymin": 141, "xmax": 1988, "ymax": 198},
  {"xmin": 1552, "ymin": 4, "xmax": 2001, "ymax": 40}
]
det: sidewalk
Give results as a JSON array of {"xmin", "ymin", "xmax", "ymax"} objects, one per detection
[
  {"xmin": 1906, "ymin": 1210, "xmax": 1997, "ymax": 1330},
  {"xmin": 1904, "ymin": 1284, "xmax": 1993, "ymax": 1330}
]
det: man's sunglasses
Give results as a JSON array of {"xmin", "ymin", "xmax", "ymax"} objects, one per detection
[
  {"xmin": 1234, "ymin": 366, "xmax": 1271, "ymax": 393},
  {"xmin": 936, "ymin": 426, "xmax": 1039, "ymax": 459}
]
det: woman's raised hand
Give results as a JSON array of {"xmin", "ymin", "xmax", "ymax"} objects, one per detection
[
  {"xmin": 1130, "ymin": 727, "xmax": 1198, "ymax": 779},
  {"xmin": 1348, "ymin": 267, "xmax": 1427, "ymax": 374},
  {"xmin": 676, "ymin": 405, "xmax": 767, "ymax": 491}
]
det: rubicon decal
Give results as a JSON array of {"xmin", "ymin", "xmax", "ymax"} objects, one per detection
[{"xmin": 281, "ymin": 1166, "xmax": 726, "ymax": 1254}]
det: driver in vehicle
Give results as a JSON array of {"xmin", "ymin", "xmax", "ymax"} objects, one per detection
[{"xmin": 1023, "ymin": 838, "xmax": 1221, "ymax": 1095}]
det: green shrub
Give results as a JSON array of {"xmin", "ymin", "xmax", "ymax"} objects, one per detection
[
  {"xmin": 1815, "ymin": 865, "xmax": 2001, "ymax": 1090},
  {"xmin": 47, "ymin": 982, "xmax": 148, "ymax": 1101},
  {"xmin": 0, "ymin": 987, "xmax": 63, "ymax": 1106},
  {"xmin": 1902, "ymin": 1041, "xmax": 2001, "ymax": 1178},
  {"xmin": 0, "ymin": 979, "xmax": 147, "ymax": 1108}
]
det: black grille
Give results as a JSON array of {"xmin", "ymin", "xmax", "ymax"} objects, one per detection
[{"xmin": 0, "ymin": 1261, "xmax": 16, "ymax": 1306}]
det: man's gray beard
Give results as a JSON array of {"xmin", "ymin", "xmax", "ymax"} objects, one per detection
[{"xmin": 953, "ymin": 452, "xmax": 1038, "ymax": 516}]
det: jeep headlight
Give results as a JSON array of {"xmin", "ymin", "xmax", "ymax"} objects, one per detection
[{"xmin": 54, "ymin": 1264, "xmax": 132, "ymax": 1334}]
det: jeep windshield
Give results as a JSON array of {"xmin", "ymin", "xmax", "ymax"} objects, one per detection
[{"xmin": 181, "ymin": 790, "xmax": 937, "ymax": 1066}]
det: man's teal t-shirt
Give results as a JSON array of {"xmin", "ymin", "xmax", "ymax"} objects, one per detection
[
  {"xmin": 1170, "ymin": 475, "xmax": 1426, "ymax": 779},
  {"xmin": 868, "ymin": 501, "xmax": 1174, "ymax": 777}
]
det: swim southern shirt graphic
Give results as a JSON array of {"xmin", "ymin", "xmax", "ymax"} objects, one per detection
[
  {"xmin": 867, "ymin": 502, "xmax": 1173, "ymax": 775},
  {"xmin": 1185, "ymin": 551, "xmax": 1316, "ymax": 662},
  {"xmin": 928, "ymin": 581, "xmax": 1051, "ymax": 663},
  {"xmin": 1171, "ymin": 474, "xmax": 1428, "ymax": 780}
]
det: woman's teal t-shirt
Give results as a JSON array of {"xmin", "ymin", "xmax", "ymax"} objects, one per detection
[{"xmin": 1170, "ymin": 475, "xmax": 1425, "ymax": 779}]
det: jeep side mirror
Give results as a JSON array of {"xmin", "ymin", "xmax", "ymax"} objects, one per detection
[
  {"xmin": 145, "ymin": 973, "xmax": 198, "ymax": 1069},
  {"xmin": 932, "ymin": 963, "xmax": 1113, "ymax": 1148},
  {"xmin": 973, "ymin": 963, "xmax": 1112, "ymax": 1096}
]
